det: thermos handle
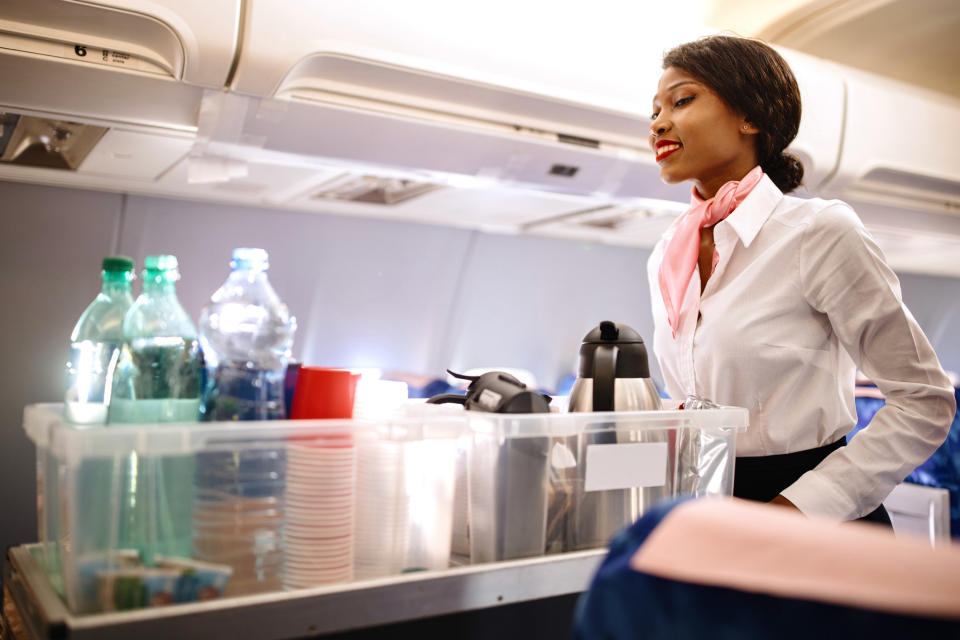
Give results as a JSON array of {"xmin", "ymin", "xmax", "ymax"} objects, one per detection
[
  {"xmin": 426, "ymin": 394, "xmax": 467, "ymax": 405},
  {"xmin": 593, "ymin": 344, "xmax": 618, "ymax": 411}
]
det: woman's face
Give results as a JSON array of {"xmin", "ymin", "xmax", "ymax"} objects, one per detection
[{"xmin": 650, "ymin": 66, "xmax": 758, "ymax": 198}]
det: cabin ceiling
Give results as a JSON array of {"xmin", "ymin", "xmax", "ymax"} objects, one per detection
[{"xmin": 703, "ymin": 0, "xmax": 960, "ymax": 98}]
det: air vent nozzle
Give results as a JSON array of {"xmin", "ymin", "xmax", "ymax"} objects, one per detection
[{"xmin": 310, "ymin": 174, "xmax": 442, "ymax": 205}]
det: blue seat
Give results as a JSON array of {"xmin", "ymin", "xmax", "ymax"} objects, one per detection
[{"xmin": 573, "ymin": 497, "xmax": 960, "ymax": 639}]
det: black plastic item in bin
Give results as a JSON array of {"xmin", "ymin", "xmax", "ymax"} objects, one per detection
[{"xmin": 426, "ymin": 369, "xmax": 552, "ymax": 414}]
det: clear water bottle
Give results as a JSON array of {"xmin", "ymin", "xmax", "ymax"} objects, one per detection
[
  {"xmin": 199, "ymin": 248, "xmax": 296, "ymax": 421},
  {"xmin": 108, "ymin": 255, "xmax": 202, "ymax": 423},
  {"xmin": 64, "ymin": 256, "xmax": 135, "ymax": 425},
  {"xmin": 105, "ymin": 255, "xmax": 201, "ymax": 561},
  {"xmin": 194, "ymin": 248, "xmax": 295, "ymax": 595}
]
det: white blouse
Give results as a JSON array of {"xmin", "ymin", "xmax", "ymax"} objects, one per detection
[{"xmin": 647, "ymin": 174, "xmax": 956, "ymax": 521}]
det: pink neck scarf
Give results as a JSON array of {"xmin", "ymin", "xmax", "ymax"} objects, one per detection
[{"xmin": 658, "ymin": 166, "xmax": 763, "ymax": 338}]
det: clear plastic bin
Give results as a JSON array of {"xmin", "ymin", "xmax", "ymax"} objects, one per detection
[
  {"xmin": 23, "ymin": 404, "xmax": 461, "ymax": 614},
  {"xmin": 464, "ymin": 406, "xmax": 748, "ymax": 563}
]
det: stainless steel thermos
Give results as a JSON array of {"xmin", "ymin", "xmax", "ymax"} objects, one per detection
[{"xmin": 560, "ymin": 321, "xmax": 663, "ymax": 551}]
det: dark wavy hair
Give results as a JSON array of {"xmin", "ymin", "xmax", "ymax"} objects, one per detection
[{"xmin": 663, "ymin": 35, "xmax": 804, "ymax": 193}]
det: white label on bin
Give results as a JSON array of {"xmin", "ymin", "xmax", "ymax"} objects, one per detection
[{"xmin": 584, "ymin": 443, "xmax": 668, "ymax": 492}]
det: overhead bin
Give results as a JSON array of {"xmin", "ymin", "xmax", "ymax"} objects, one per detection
[
  {"xmin": 819, "ymin": 67, "xmax": 960, "ymax": 216},
  {"xmin": 230, "ymin": 1, "xmax": 671, "ymax": 142},
  {"xmin": 226, "ymin": 1, "xmax": 841, "ymax": 200},
  {"xmin": 227, "ymin": 1, "xmax": 696, "ymax": 200},
  {"xmin": 0, "ymin": 0, "xmax": 241, "ymax": 129},
  {"xmin": 0, "ymin": 0, "xmax": 848, "ymax": 205}
]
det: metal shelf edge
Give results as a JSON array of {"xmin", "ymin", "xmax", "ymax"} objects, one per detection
[{"xmin": 5, "ymin": 545, "xmax": 606, "ymax": 639}]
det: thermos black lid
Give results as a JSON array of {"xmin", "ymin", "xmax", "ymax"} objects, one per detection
[{"xmin": 578, "ymin": 320, "xmax": 651, "ymax": 378}]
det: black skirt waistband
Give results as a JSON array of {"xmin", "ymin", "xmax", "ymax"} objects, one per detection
[
  {"xmin": 733, "ymin": 436, "xmax": 891, "ymax": 527},
  {"xmin": 735, "ymin": 438, "xmax": 846, "ymax": 472},
  {"xmin": 734, "ymin": 438, "xmax": 846, "ymax": 503}
]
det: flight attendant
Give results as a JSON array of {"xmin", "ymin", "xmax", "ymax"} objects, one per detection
[{"xmin": 646, "ymin": 35, "xmax": 955, "ymax": 523}]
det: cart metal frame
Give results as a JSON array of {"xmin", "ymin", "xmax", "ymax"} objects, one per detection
[{"xmin": 3, "ymin": 545, "xmax": 605, "ymax": 639}]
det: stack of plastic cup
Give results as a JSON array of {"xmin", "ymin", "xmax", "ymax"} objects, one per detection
[
  {"xmin": 354, "ymin": 438, "xmax": 410, "ymax": 579},
  {"xmin": 191, "ymin": 447, "xmax": 286, "ymax": 596},
  {"xmin": 283, "ymin": 435, "xmax": 356, "ymax": 588}
]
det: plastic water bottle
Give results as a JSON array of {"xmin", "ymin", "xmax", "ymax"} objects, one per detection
[
  {"xmin": 108, "ymin": 255, "xmax": 202, "ymax": 423},
  {"xmin": 52, "ymin": 257, "xmax": 135, "ymax": 597},
  {"xmin": 194, "ymin": 248, "xmax": 295, "ymax": 595},
  {"xmin": 198, "ymin": 248, "xmax": 296, "ymax": 421},
  {"xmin": 106, "ymin": 255, "xmax": 201, "ymax": 561},
  {"xmin": 64, "ymin": 256, "xmax": 135, "ymax": 425}
]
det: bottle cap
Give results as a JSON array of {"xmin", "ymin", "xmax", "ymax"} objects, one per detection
[
  {"xmin": 101, "ymin": 256, "xmax": 135, "ymax": 273},
  {"xmin": 231, "ymin": 248, "xmax": 269, "ymax": 271},
  {"xmin": 143, "ymin": 255, "xmax": 180, "ymax": 283},
  {"xmin": 144, "ymin": 255, "xmax": 178, "ymax": 271}
]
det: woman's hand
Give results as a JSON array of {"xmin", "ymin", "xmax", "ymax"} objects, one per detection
[{"xmin": 769, "ymin": 494, "xmax": 801, "ymax": 511}]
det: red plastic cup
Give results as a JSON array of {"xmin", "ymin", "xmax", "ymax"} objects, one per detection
[{"xmin": 289, "ymin": 367, "xmax": 361, "ymax": 420}]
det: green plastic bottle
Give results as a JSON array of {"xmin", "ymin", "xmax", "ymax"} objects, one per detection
[
  {"xmin": 106, "ymin": 255, "xmax": 200, "ymax": 562},
  {"xmin": 109, "ymin": 255, "xmax": 201, "ymax": 423},
  {"xmin": 65, "ymin": 256, "xmax": 135, "ymax": 425}
]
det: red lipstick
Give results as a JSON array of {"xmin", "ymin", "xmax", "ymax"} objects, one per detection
[{"xmin": 655, "ymin": 139, "xmax": 682, "ymax": 162}]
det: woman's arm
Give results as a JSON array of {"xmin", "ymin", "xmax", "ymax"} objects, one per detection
[{"xmin": 781, "ymin": 203, "xmax": 955, "ymax": 519}]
